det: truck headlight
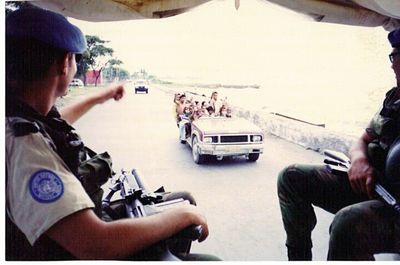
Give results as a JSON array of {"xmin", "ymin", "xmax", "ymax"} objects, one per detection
[
  {"xmin": 251, "ymin": 135, "xmax": 262, "ymax": 142},
  {"xmin": 203, "ymin": 137, "xmax": 213, "ymax": 143}
]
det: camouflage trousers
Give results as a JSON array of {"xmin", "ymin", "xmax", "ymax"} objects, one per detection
[{"xmin": 277, "ymin": 164, "xmax": 400, "ymax": 260}]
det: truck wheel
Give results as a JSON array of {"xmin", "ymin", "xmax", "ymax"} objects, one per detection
[
  {"xmin": 192, "ymin": 137, "xmax": 205, "ymax": 164},
  {"xmin": 248, "ymin": 153, "xmax": 259, "ymax": 162}
]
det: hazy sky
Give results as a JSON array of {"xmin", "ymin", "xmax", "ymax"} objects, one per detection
[{"xmin": 70, "ymin": 0, "xmax": 393, "ymax": 88}]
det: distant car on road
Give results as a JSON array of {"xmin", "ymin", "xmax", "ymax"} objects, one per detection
[
  {"xmin": 134, "ymin": 79, "xmax": 149, "ymax": 94},
  {"xmin": 69, "ymin": 78, "xmax": 84, "ymax": 88},
  {"xmin": 185, "ymin": 117, "xmax": 264, "ymax": 164}
]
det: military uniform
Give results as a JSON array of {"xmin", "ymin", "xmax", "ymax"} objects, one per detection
[
  {"xmin": 6, "ymin": 121, "xmax": 94, "ymax": 259},
  {"xmin": 5, "ymin": 98, "xmax": 214, "ymax": 261},
  {"xmin": 6, "ymin": 119, "xmax": 94, "ymax": 235},
  {"xmin": 277, "ymin": 87, "xmax": 400, "ymax": 260},
  {"xmin": 5, "ymin": 99, "xmax": 95, "ymax": 260},
  {"xmin": 6, "ymin": 115, "xmax": 95, "ymax": 243}
]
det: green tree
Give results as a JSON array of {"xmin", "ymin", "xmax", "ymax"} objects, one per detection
[
  {"xmin": 118, "ymin": 68, "xmax": 130, "ymax": 81},
  {"xmin": 103, "ymin": 65, "xmax": 130, "ymax": 82},
  {"xmin": 102, "ymin": 68, "xmax": 113, "ymax": 82},
  {"xmin": 76, "ymin": 35, "xmax": 114, "ymax": 86},
  {"xmin": 108, "ymin": 58, "xmax": 123, "ymax": 81}
]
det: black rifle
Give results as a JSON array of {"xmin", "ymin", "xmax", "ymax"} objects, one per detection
[
  {"xmin": 323, "ymin": 150, "xmax": 400, "ymax": 214},
  {"xmin": 102, "ymin": 168, "xmax": 203, "ymax": 261}
]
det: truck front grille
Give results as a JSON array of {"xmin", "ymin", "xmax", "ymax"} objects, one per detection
[{"xmin": 220, "ymin": 135, "xmax": 248, "ymax": 143}]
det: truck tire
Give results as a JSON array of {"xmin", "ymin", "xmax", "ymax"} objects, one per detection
[
  {"xmin": 192, "ymin": 136, "xmax": 205, "ymax": 164},
  {"xmin": 248, "ymin": 153, "xmax": 259, "ymax": 162}
]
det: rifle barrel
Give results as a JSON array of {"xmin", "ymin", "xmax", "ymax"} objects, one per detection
[
  {"xmin": 132, "ymin": 169, "xmax": 146, "ymax": 190},
  {"xmin": 375, "ymin": 184, "xmax": 397, "ymax": 206}
]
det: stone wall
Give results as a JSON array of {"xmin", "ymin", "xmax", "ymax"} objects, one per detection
[{"xmin": 234, "ymin": 107, "xmax": 357, "ymax": 155}]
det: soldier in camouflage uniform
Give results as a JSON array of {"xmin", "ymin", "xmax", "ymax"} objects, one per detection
[{"xmin": 277, "ymin": 28, "xmax": 400, "ymax": 261}]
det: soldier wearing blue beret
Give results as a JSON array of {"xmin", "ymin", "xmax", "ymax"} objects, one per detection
[
  {"xmin": 277, "ymin": 27, "xmax": 400, "ymax": 260},
  {"xmin": 6, "ymin": 7, "xmax": 218, "ymax": 261}
]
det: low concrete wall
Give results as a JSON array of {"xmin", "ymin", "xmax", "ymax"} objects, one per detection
[{"xmin": 234, "ymin": 107, "xmax": 357, "ymax": 154}]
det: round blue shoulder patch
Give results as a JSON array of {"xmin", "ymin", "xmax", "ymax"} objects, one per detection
[{"xmin": 29, "ymin": 170, "xmax": 64, "ymax": 203}]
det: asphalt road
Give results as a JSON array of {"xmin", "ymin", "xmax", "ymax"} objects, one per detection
[{"xmin": 74, "ymin": 85, "xmax": 334, "ymax": 261}]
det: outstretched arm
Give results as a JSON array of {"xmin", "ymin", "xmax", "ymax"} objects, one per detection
[
  {"xmin": 60, "ymin": 83, "xmax": 125, "ymax": 124},
  {"xmin": 46, "ymin": 205, "xmax": 208, "ymax": 259}
]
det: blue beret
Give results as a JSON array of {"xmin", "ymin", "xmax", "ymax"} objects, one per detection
[
  {"xmin": 388, "ymin": 28, "xmax": 400, "ymax": 48},
  {"xmin": 6, "ymin": 8, "xmax": 86, "ymax": 53}
]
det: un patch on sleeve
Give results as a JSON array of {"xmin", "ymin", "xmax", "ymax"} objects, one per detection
[{"xmin": 29, "ymin": 170, "xmax": 64, "ymax": 203}]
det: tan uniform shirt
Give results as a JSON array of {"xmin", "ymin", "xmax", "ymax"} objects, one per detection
[{"xmin": 6, "ymin": 118, "xmax": 94, "ymax": 245}]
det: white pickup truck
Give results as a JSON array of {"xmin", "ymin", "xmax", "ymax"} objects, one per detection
[{"xmin": 185, "ymin": 117, "xmax": 264, "ymax": 164}]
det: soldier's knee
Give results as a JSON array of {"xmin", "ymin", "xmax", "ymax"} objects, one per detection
[
  {"xmin": 329, "ymin": 205, "xmax": 363, "ymax": 245},
  {"xmin": 277, "ymin": 164, "xmax": 307, "ymax": 193},
  {"xmin": 277, "ymin": 165, "xmax": 296, "ymax": 190}
]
